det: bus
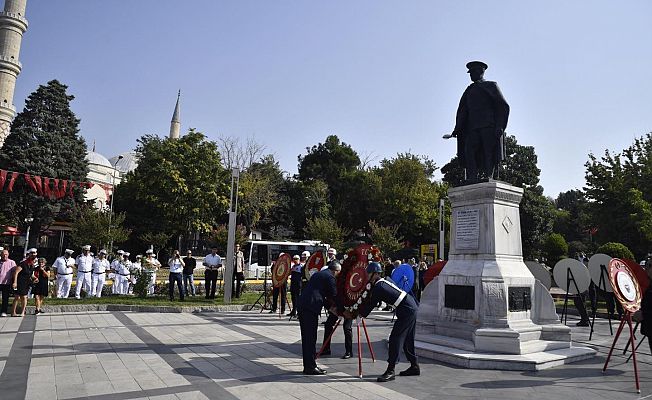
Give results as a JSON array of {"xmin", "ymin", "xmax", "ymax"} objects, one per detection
[{"xmin": 246, "ymin": 240, "xmax": 329, "ymax": 278}]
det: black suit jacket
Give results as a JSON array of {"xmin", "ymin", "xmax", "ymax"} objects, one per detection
[{"xmin": 298, "ymin": 269, "xmax": 337, "ymax": 315}]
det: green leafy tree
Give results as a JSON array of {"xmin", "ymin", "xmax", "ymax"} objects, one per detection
[
  {"xmin": 297, "ymin": 135, "xmax": 361, "ymax": 187},
  {"xmin": 584, "ymin": 133, "xmax": 652, "ymax": 258},
  {"xmin": 375, "ymin": 153, "xmax": 445, "ymax": 245},
  {"xmin": 553, "ymin": 189, "xmax": 590, "ymax": 244},
  {"xmin": 442, "ymin": 135, "xmax": 554, "ymax": 259},
  {"xmin": 69, "ymin": 205, "xmax": 130, "ymax": 249},
  {"xmin": 595, "ymin": 242, "xmax": 635, "ymax": 261},
  {"xmin": 0, "ymin": 80, "xmax": 88, "ymax": 244},
  {"xmin": 139, "ymin": 232, "xmax": 173, "ymax": 257},
  {"xmin": 304, "ymin": 217, "xmax": 349, "ymax": 251},
  {"xmin": 238, "ymin": 155, "xmax": 284, "ymax": 233},
  {"xmin": 208, "ymin": 224, "xmax": 248, "ymax": 253},
  {"xmin": 542, "ymin": 233, "xmax": 568, "ymax": 266},
  {"xmin": 114, "ymin": 129, "xmax": 229, "ymax": 242},
  {"xmin": 368, "ymin": 220, "xmax": 402, "ymax": 257}
]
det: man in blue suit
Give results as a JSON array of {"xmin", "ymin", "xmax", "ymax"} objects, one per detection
[{"xmin": 297, "ymin": 261, "xmax": 341, "ymax": 375}]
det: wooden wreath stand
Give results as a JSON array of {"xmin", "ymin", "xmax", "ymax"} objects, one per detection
[
  {"xmin": 602, "ymin": 258, "xmax": 642, "ymax": 394},
  {"xmin": 316, "ymin": 316, "xmax": 376, "ymax": 378}
]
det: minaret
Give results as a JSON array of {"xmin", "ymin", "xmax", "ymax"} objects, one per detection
[
  {"xmin": 169, "ymin": 90, "xmax": 180, "ymax": 139},
  {"xmin": 0, "ymin": 0, "xmax": 27, "ymax": 148}
]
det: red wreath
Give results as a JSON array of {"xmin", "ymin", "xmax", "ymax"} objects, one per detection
[
  {"xmin": 304, "ymin": 250, "xmax": 325, "ymax": 280},
  {"xmin": 272, "ymin": 253, "xmax": 292, "ymax": 288},
  {"xmin": 336, "ymin": 244, "xmax": 383, "ymax": 316}
]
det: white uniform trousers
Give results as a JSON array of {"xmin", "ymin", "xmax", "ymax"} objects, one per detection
[
  {"xmin": 119, "ymin": 274, "xmax": 130, "ymax": 294},
  {"xmin": 57, "ymin": 275, "xmax": 73, "ymax": 298},
  {"xmin": 148, "ymin": 271, "xmax": 157, "ymax": 295},
  {"xmin": 92, "ymin": 273, "xmax": 106, "ymax": 297},
  {"xmin": 75, "ymin": 271, "xmax": 92, "ymax": 298}
]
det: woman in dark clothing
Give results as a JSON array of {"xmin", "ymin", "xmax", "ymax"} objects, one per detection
[
  {"xmin": 32, "ymin": 257, "xmax": 50, "ymax": 314},
  {"xmin": 12, "ymin": 248, "xmax": 38, "ymax": 317},
  {"xmin": 640, "ymin": 264, "xmax": 652, "ymax": 350}
]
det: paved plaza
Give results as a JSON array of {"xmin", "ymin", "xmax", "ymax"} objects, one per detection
[{"xmin": 0, "ymin": 309, "xmax": 650, "ymax": 400}]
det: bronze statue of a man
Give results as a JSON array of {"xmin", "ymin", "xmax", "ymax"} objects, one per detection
[{"xmin": 444, "ymin": 61, "xmax": 510, "ymax": 182}]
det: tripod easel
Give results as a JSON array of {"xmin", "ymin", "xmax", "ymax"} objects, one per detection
[
  {"xmin": 316, "ymin": 316, "xmax": 376, "ymax": 378},
  {"xmin": 589, "ymin": 263, "xmax": 614, "ymax": 340},
  {"xmin": 560, "ymin": 267, "xmax": 581, "ymax": 325},
  {"xmin": 603, "ymin": 311, "xmax": 641, "ymax": 393},
  {"xmin": 250, "ymin": 266, "xmax": 270, "ymax": 311}
]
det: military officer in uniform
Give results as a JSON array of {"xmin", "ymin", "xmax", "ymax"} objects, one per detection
[
  {"xmin": 91, "ymin": 249, "xmax": 110, "ymax": 297},
  {"xmin": 355, "ymin": 261, "xmax": 420, "ymax": 382},
  {"xmin": 297, "ymin": 260, "xmax": 341, "ymax": 375},
  {"xmin": 288, "ymin": 254, "xmax": 302, "ymax": 317},
  {"xmin": 110, "ymin": 250, "xmax": 124, "ymax": 295},
  {"xmin": 54, "ymin": 249, "xmax": 75, "ymax": 298},
  {"xmin": 75, "ymin": 245, "xmax": 94, "ymax": 299},
  {"xmin": 119, "ymin": 252, "xmax": 132, "ymax": 294}
]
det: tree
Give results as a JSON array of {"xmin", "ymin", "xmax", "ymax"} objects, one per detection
[
  {"xmin": 216, "ymin": 135, "xmax": 267, "ymax": 171},
  {"xmin": 542, "ymin": 233, "xmax": 568, "ymax": 266},
  {"xmin": 0, "ymin": 80, "xmax": 88, "ymax": 243},
  {"xmin": 207, "ymin": 224, "xmax": 248, "ymax": 252},
  {"xmin": 304, "ymin": 217, "xmax": 349, "ymax": 251},
  {"xmin": 584, "ymin": 133, "xmax": 652, "ymax": 258},
  {"xmin": 114, "ymin": 129, "xmax": 229, "ymax": 242},
  {"xmin": 595, "ymin": 242, "xmax": 635, "ymax": 261},
  {"xmin": 442, "ymin": 135, "xmax": 554, "ymax": 259},
  {"xmin": 553, "ymin": 189, "xmax": 590, "ymax": 244},
  {"xmin": 375, "ymin": 153, "xmax": 446, "ymax": 245},
  {"xmin": 297, "ymin": 135, "xmax": 361, "ymax": 188},
  {"xmin": 368, "ymin": 220, "xmax": 402, "ymax": 257},
  {"xmin": 238, "ymin": 155, "xmax": 284, "ymax": 233},
  {"xmin": 139, "ymin": 232, "xmax": 173, "ymax": 258},
  {"xmin": 69, "ymin": 206, "xmax": 130, "ymax": 250}
]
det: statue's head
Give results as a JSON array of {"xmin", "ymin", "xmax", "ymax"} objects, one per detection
[{"xmin": 466, "ymin": 61, "xmax": 488, "ymax": 82}]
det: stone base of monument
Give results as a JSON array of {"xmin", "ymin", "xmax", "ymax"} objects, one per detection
[{"xmin": 415, "ymin": 181, "xmax": 596, "ymax": 371}]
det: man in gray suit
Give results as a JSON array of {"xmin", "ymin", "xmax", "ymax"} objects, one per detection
[{"xmin": 445, "ymin": 61, "xmax": 510, "ymax": 182}]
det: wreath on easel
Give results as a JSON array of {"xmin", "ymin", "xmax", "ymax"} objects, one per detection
[{"xmin": 336, "ymin": 244, "xmax": 383, "ymax": 317}]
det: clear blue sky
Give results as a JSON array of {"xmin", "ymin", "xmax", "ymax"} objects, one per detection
[{"xmin": 14, "ymin": 1, "xmax": 652, "ymax": 197}]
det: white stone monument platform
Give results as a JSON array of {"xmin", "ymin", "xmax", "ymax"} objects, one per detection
[{"xmin": 415, "ymin": 181, "xmax": 595, "ymax": 371}]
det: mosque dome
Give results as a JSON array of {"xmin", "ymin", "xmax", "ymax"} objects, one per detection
[
  {"xmin": 85, "ymin": 151, "xmax": 112, "ymax": 168},
  {"xmin": 109, "ymin": 151, "xmax": 138, "ymax": 174}
]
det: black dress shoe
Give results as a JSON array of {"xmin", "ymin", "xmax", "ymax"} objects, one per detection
[
  {"xmin": 341, "ymin": 353, "xmax": 352, "ymax": 359},
  {"xmin": 287, "ymin": 312, "xmax": 296, "ymax": 317},
  {"xmin": 303, "ymin": 367, "xmax": 327, "ymax": 375},
  {"xmin": 377, "ymin": 369, "xmax": 395, "ymax": 382},
  {"xmin": 399, "ymin": 365, "xmax": 420, "ymax": 376},
  {"xmin": 268, "ymin": 309, "xmax": 276, "ymax": 314},
  {"xmin": 320, "ymin": 350, "xmax": 331, "ymax": 356},
  {"xmin": 576, "ymin": 320, "xmax": 590, "ymax": 327}
]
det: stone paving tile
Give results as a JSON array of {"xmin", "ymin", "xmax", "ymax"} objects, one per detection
[{"xmin": 4, "ymin": 309, "xmax": 652, "ymax": 399}]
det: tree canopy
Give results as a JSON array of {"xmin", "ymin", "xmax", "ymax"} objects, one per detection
[{"xmin": 0, "ymin": 80, "xmax": 88, "ymax": 242}]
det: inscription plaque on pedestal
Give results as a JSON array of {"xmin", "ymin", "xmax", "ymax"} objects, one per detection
[
  {"xmin": 456, "ymin": 209, "xmax": 480, "ymax": 249},
  {"xmin": 444, "ymin": 284, "xmax": 475, "ymax": 310},
  {"xmin": 508, "ymin": 287, "xmax": 531, "ymax": 311}
]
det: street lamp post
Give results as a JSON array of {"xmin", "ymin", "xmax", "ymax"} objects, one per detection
[
  {"xmin": 23, "ymin": 217, "xmax": 34, "ymax": 256},
  {"xmin": 224, "ymin": 167, "xmax": 240, "ymax": 304},
  {"xmin": 108, "ymin": 155, "xmax": 124, "ymax": 253}
]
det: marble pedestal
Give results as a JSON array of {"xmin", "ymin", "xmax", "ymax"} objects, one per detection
[{"xmin": 415, "ymin": 181, "xmax": 595, "ymax": 370}]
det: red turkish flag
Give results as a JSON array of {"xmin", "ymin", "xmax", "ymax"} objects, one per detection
[
  {"xmin": 6, "ymin": 172, "xmax": 18, "ymax": 192},
  {"xmin": 0, "ymin": 169, "xmax": 7, "ymax": 190},
  {"xmin": 23, "ymin": 174, "xmax": 38, "ymax": 193},
  {"xmin": 68, "ymin": 181, "xmax": 76, "ymax": 197},
  {"xmin": 59, "ymin": 180, "xmax": 68, "ymax": 199},
  {"xmin": 33, "ymin": 175, "xmax": 43, "ymax": 196},
  {"xmin": 43, "ymin": 177, "xmax": 51, "ymax": 198}
]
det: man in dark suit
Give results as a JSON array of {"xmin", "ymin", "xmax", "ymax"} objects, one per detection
[
  {"xmin": 445, "ymin": 61, "xmax": 510, "ymax": 182},
  {"xmin": 297, "ymin": 261, "xmax": 341, "ymax": 375}
]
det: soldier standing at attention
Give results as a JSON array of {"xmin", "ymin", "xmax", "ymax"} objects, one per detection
[
  {"xmin": 75, "ymin": 245, "xmax": 94, "ymax": 299},
  {"xmin": 91, "ymin": 249, "xmax": 110, "ymax": 297},
  {"xmin": 54, "ymin": 249, "xmax": 75, "ymax": 298}
]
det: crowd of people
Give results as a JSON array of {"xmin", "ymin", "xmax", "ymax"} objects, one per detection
[{"xmin": 0, "ymin": 243, "xmax": 248, "ymax": 316}]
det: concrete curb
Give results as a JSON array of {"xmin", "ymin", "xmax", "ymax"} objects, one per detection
[{"xmin": 24, "ymin": 304, "xmax": 258, "ymax": 314}]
